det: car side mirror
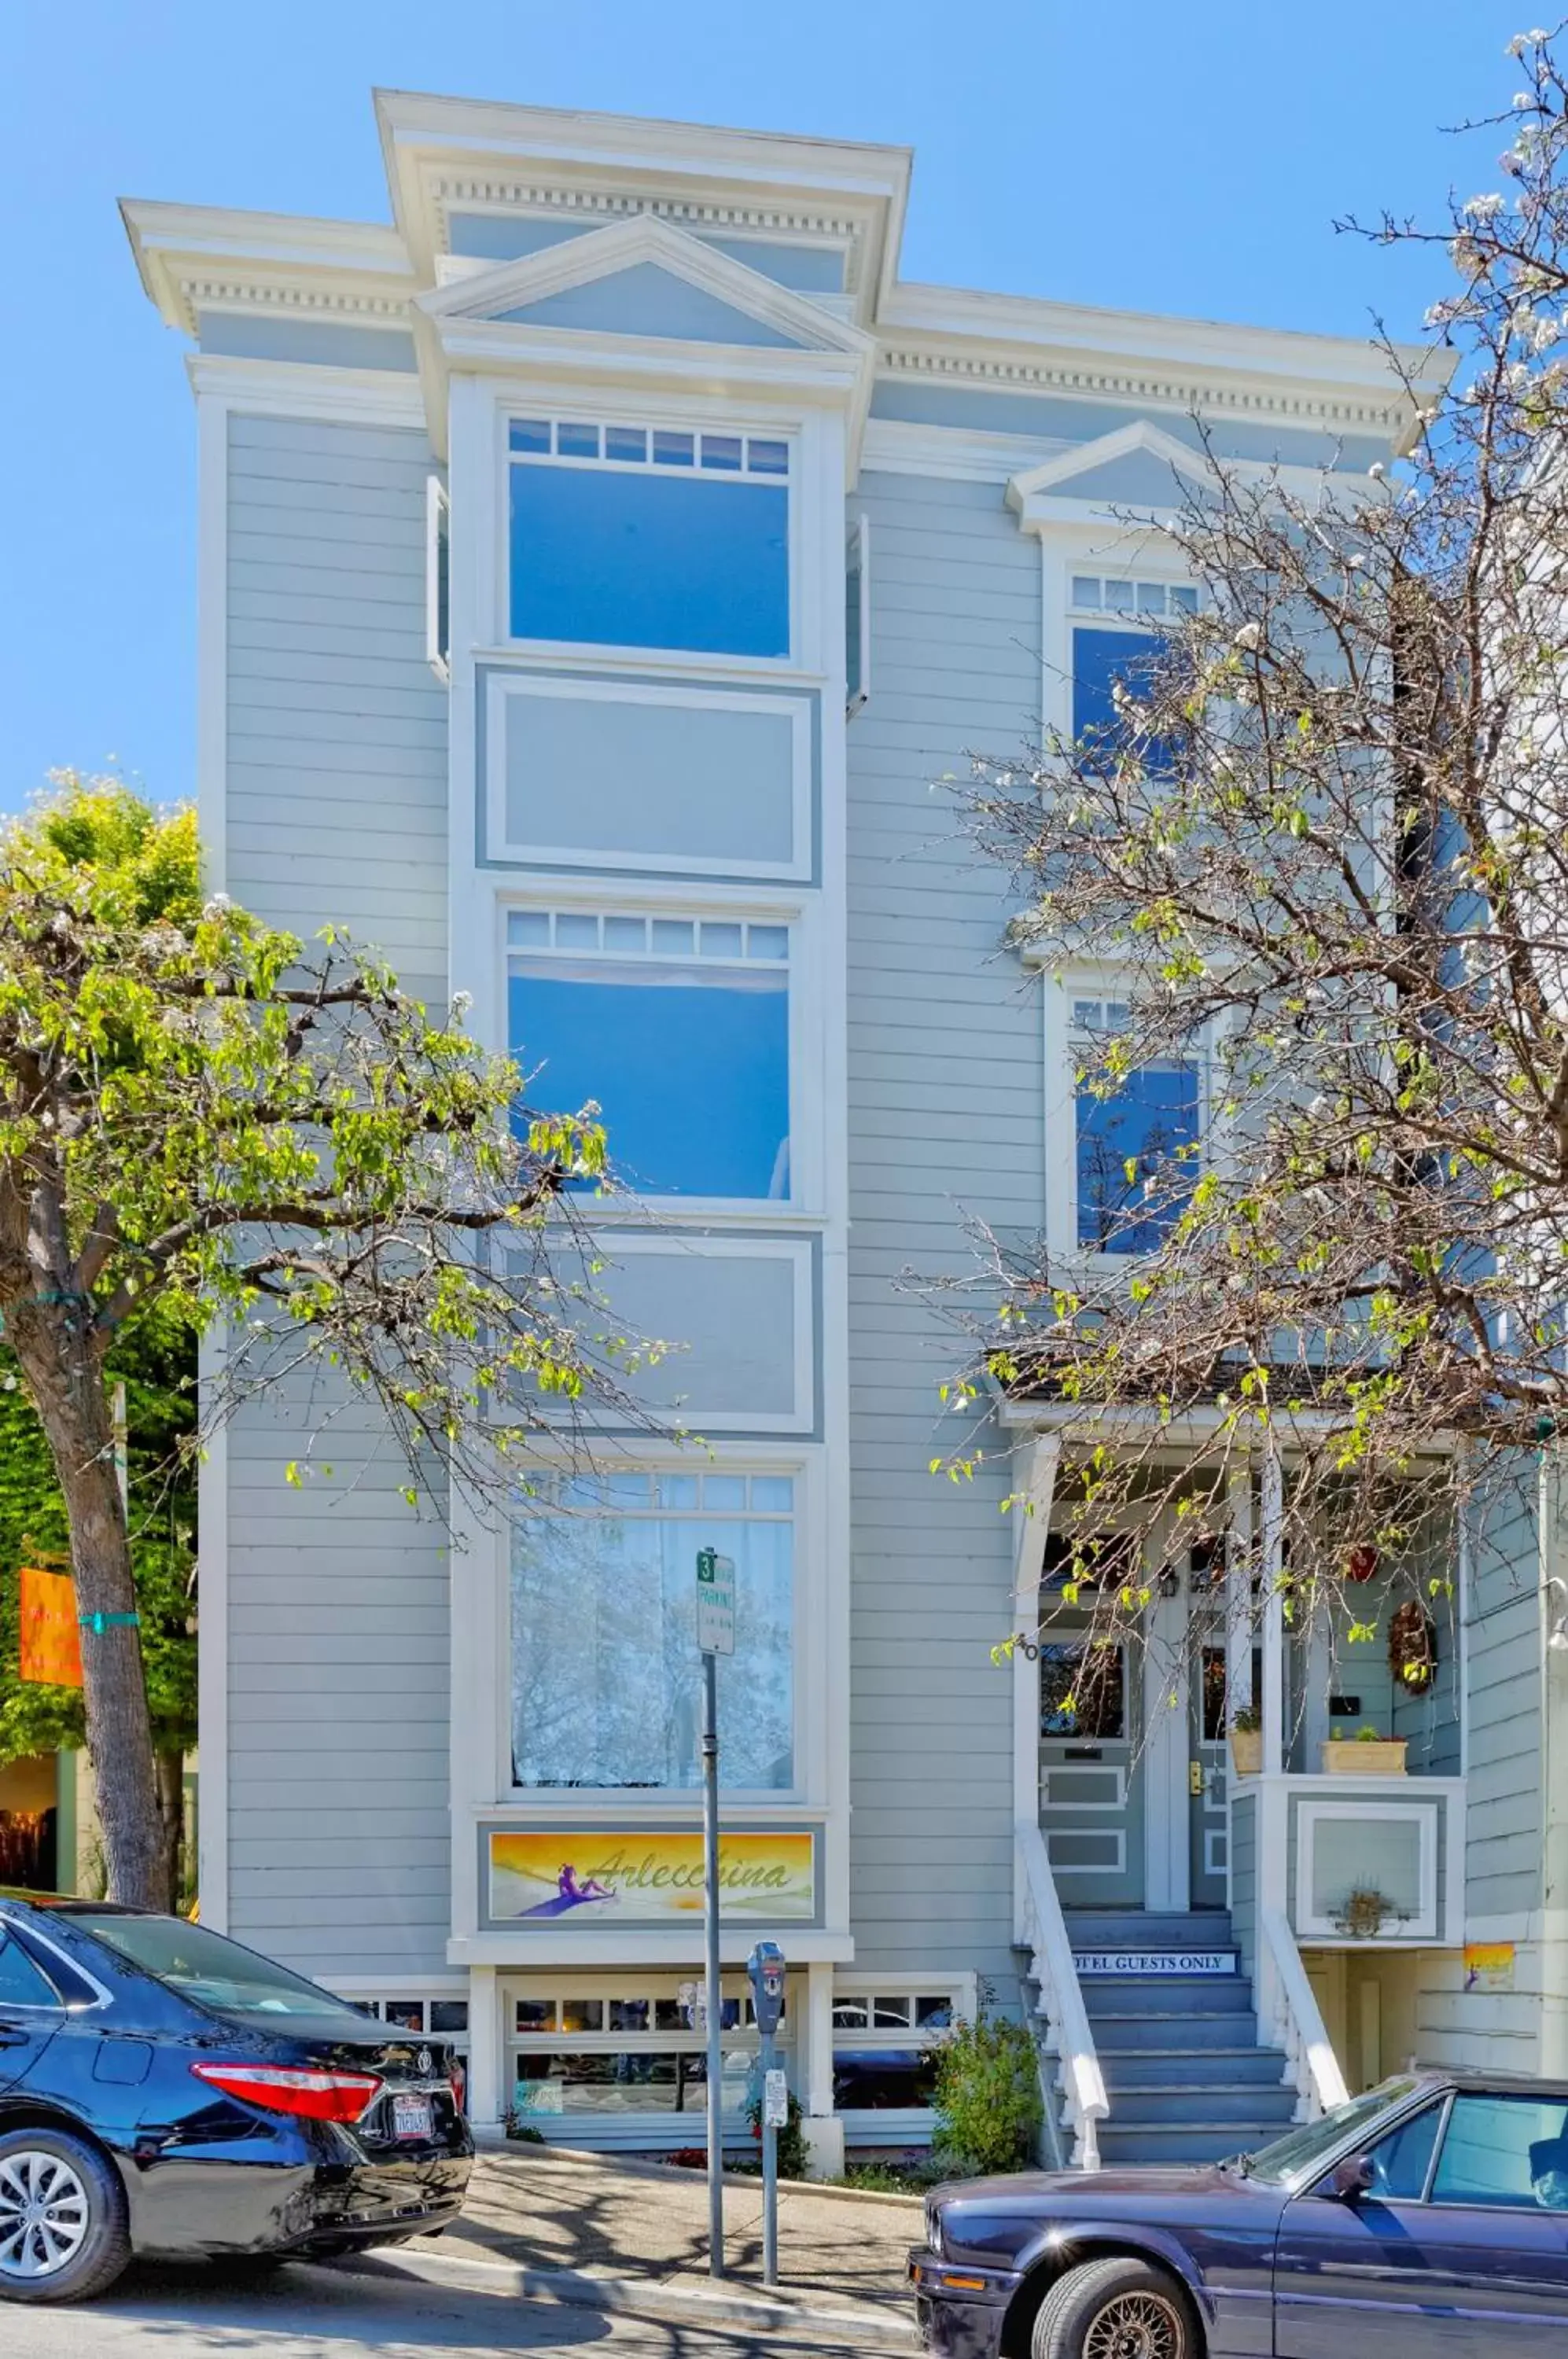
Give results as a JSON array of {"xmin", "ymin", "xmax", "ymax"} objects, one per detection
[{"xmin": 1331, "ymin": 2155, "xmax": 1376, "ymax": 2203}]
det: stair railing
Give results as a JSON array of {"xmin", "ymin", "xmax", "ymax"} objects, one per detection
[
  {"xmin": 1258, "ymin": 1904, "xmax": 1349, "ymax": 2122},
  {"xmin": 1017, "ymin": 1822, "xmax": 1108, "ymax": 2170}
]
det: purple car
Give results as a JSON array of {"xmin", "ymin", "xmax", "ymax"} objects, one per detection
[{"xmin": 910, "ymin": 2068, "xmax": 1568, "ymax": 2358}]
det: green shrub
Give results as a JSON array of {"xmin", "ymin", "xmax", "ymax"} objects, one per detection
[{"xmin": 927, "ymin": 1996, "xmax": 1043, "ymax": 2177}]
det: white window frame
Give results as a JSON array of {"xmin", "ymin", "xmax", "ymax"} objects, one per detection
[
  {"xmin": 502, "ymin": 1969, "xmax": 796, "ymax": 2126},
  {"xmin": 1035, "ymin": 530, "xmax": 1198, "ymax": 751},
  {"xmin": 1043, "ymin": 966, "xmax": 1211, "ymax": 1267},
  {"xmin": 502, "ymin": 881, "xmax": 819, "ymax": 1220},
  {"xmin": 1294, "ymin": 1798, "xmax": 1441, "ymax": 1943},
  {"xmin": 484, "ymin": 671, "xmax": 814, "ymax": 882},
  {"xmin": 502, "ymin": 1448, "xmax": 817, "ymax": 1808},
  {"xmin": 499, "ymin": 403, "xmax": 802, "ymax": 672},
  {"xmin": 425, "ymin": 473, "xmax": 451, "ymax": 680}
]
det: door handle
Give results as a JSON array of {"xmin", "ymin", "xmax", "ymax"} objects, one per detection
[{"xmin": 0, "ymin": 2025, "xmax": 35, "ymax": 2048}]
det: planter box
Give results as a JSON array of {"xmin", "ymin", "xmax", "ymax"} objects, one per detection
[
  {"xmin": 1230, "ymin": 1729, "xmax": 1262, "ymax": 1779},
  {"xmin": 1320, "ymin": 1739, "xmax": 1407, "ymax": 1777}
]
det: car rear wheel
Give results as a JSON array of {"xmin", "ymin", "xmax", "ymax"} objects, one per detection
[
  {"xmin": 1031, "ymin": 2255, "xmax": 1195, "ymax": 2359},
  {"xmin": 0, "ymin": 2129, "xmax": 131, "ymax": 2306}
]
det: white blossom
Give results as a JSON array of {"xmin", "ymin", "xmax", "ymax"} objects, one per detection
[
  {"xmin": 451, "ymin": 988, "xmax": 473, "ymax": 1018},
  {"xmin": 203, "ymin": 892, "xmax": 234, "ymax": 918},
  {"xmin": 1367, "ymin": 462, "xmax": 1386, "ymax": 481},
  {"xmin": 1232, "ymin": 620, "xmax": 1262, "ymax": 651},
  {"xmin": 1464, "ymin": 193, "xmax": 1506, "ymax": 220}
]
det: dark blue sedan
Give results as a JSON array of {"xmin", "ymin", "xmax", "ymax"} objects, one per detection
[
  {"xmin": 0, "ymin": 1892, "xmax": 471, "ymax": 2304},
  {"xmin": 910, "ymin": 2069, "xmax": 1568, "ymax": 2357}
]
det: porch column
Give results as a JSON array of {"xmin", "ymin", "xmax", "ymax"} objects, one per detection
[
  {"xmin": 1225, "ymin": 1464, "xmax": 1255, "ymax": 1727},
  {"xmin": 1012, "ymin": 1435, "xmax": 1060, "ymax": 1942},
  {"xmin": 467, "ymin": 1964, "xmax": 502, "ymax": 2131},
  {"xmin": 1261, "ymin": 1435, "xmax": 1286, "ymax": 1775}
]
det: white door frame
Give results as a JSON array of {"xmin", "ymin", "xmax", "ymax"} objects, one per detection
[{"xmin": 1142, "ymin": 1514, "xmax": 1191, "ymax": 1912}]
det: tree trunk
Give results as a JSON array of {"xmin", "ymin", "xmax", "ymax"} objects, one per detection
[
  {"xmin": 13, "ymin": 1332, "xmax": 170, "ymax": 1912},
  {"xmin": 155, "ymin": 1748, "xmax": 186, "ymax": 1911}
]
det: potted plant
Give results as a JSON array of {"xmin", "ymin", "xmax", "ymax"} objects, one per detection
[
  {"xmin": 1229, "ymin": 1705, "xmax": 1262, "ymax": 1779},
  {"xmin": 1332, "ymin": 1885, "xmax": 1404, "ymax": 1939},
  {"xmin": 1321, "ymin": 1723, "xmax": 1408, "ymax": 1776}
]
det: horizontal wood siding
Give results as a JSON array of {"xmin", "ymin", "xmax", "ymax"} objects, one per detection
[
  {"xmin": 221, "ymin": 410, "xmax": 452, "ymax": 1978},
  {"xmin": 1464, "ymin": 1464, "xmax": 1543, "ymax": 1928},
  {"xmin": 845, "ymin": 470, "xmax": 1042, "ymax": 1985}
]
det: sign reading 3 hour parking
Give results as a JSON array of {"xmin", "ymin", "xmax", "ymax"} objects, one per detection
[{"xmin": 696, "ymin": 1548, "xmax": 736, "ymax": 1658}]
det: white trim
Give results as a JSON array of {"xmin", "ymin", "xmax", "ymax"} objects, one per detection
[
  {"xmin": 453, "ymin": 1927, "xmax": 855, "ymax": 1967},
  {"xmin": 186, "ymin": 353, "xmax": 428, "ymax": 429},
  {"xmin": 1294, "ymin": 1798, "xmax": 1441, "ymax": 1943},
  {"xmin": 845, "ymin": 512, "xmax": 870, "ymax": 717},
  {"xmin": 484, "ymin": 670, "xmax": 812, "ymax": 881},
  {"xmin": 195, "ymin": 1330, "xmax": 230, "ymax": 1932},
  {"xmin": 1011, "ymin": 1435, "xmax": 1059, "ymax": 1941},
  {"xmin": 1009, "ymin": 418, "xmax": 1213, "ymax": 517},
  {"xmin": 194, "ymin": 389, "xmax": 228, "ymax": 899},
  {"xmin": 418, "ymin": 212, "xmax": 872, "ymax": 360}
]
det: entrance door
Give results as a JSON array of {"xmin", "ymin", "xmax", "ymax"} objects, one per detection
[
  {"xmin": 1189, "ymin": 1638, "xmax": 1229, "ymax": 1909},
  {"xmin": 1038, "ymin": 1634, "xmax": 1144, "ymax": 1908}
]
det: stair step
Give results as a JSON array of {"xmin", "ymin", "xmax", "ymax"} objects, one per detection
[
  {"xmin": 1090, "ymin": 2084, "xmax": 1298, "ymax": 2128},
  {"xmin": 1064, "ymin": 1912, "xmax": 1235, "ymax": 1948},
  {"xmin": 1099, "ymin": 2048, "xmax": 1288, "ymax": 2089},
  {"xmin": 1078, "ymin": 2012, "xmax": 1264, "ymax": 2052},
  {"xmin": 1083, "ymin": 1976, "xmax": 1253, "ymax": 2015},
  {"xmin": 1098, "ymin": 2122, "xmax": 1290, "ymax": 2166}
]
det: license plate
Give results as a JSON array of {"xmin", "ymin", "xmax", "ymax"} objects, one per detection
[{"xmin": 392, "ymin": 2093, "xmax": 434, "ymax": 2141}]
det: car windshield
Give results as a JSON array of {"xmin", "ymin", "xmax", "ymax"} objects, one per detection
[
  {"xmin": 1231, "ymin": 2079, "xmax": 1421, "ymax": 2188},
  {"xmin": 68, "ymin": 1912, "xmax": 376, "ymax": 2026}
]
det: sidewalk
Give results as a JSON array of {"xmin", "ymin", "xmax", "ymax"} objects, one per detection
[{"xmin": 403, "ymin": 2144, "xmax": 925, "ymax": 2347}]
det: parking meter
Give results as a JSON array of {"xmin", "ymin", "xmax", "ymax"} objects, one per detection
[
  {"xmin": 747, "ymin": 1941, "xmax": 786, "ymax": 2036},
  {"xmin": 747, "ymin": 1941, "xmax": 786, "ymax": 2284}
]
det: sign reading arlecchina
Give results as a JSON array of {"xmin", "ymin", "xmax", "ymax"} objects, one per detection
[
  {"xmin": 696, "ymin": 1548, "xmax": 736, "ymax": 1658},
  {"xmin": 1073, "ymin": 1951, "xmax": 1237, "ymax": 1978}
]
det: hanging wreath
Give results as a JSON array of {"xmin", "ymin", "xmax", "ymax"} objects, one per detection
[{"xmin": 1388, "ymin": 1600, "xmax": 1437, "ymax": 1693}]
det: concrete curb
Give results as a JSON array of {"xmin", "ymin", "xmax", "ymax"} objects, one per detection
[
  {"xmin": 475, "ymin": 2138, "xmax": 929, "ymax": 2213},
  {"xmin": 370, "ymin": 2241, "xmax": 922, "ymax": 2350}
]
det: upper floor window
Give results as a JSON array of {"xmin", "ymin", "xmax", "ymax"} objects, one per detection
[
  {"xmin": 1070, "ymin": 995, "xmax": 1202, "ymax": 1255},
  {"xmin": 510, "ymin": 1470, "xmax": 796, "ymax": 1792},
  {"xmin": 1069, "ymin": 574, "xmax": 1196, "ymax": 767},
  {"xmin": 508, "ymin": 416, "xmax": 791, "ymax": 659},
  {"xmin": 508, "ymin": 905, "xmax": 791, "ymax": 1202}
]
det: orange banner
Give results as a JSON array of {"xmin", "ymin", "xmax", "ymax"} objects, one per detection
[{"xmin": 18, "ymin": 1567, "xmax": 83, "ymax": 1688}]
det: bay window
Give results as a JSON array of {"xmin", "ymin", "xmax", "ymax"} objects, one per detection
[
  {"xmin": 507, "ymin": 415, "xmax": 791, "ymax": 658},
  {"xmin": 510, "ymin": 1470, "xmax": 796, "ymax": 1791},
  {"xmin": 507, "ymin": 906, "xmax": 791, "ymax": 1202}
]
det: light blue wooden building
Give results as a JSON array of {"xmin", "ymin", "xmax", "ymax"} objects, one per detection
[{"xmin": 123, "ymin": 90, "xmax": 1564, "ymax": 2169}]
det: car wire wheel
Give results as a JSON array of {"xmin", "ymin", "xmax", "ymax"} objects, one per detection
[
  {"xmin": 0, "ymin": 2152, "xmax": 90, "ymax": 2283},
  {"xmin": 1032, "ymin": 2255, "xmax": 1192, "ymax": 2359},
  {"xmin": 1083, "ymin": 2288, "xmax": 1186, "ymax": 2359}
]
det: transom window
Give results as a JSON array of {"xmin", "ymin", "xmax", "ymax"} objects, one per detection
[
  {"xmin": 508, "ymin": 413, "xmax": 791, "ymax": 657},
  {"xmin": 510, "ymin": 1471, "xmax": 796, "ymax": 1792},
  {"xmin": 1071, "ymin": 994, "xmax": 1202, "ymax": 1254},
  {"xmin": 1070, "ymin": 574, "xmax": 1198, "ymax": 620},
  {"xmin": 507, "ymin": 907, "xmax": 790, "ymax": 1202}
]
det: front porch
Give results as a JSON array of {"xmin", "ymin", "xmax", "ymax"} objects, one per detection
[{"xmin": 1007, "ymin": 1418, "xmax": 1470, "ymax": 2166}]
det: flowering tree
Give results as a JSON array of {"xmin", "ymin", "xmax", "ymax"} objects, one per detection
[
  {"xmin": 947, "ymin": 28, "xmax": 1568, "ymax": 1706},
  {"xmin": 0, "ymin": 779, "xmax": 646, "ymax": 1908}
]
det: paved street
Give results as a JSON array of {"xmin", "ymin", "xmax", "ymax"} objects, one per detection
[{"xmin": 2, "ymin": 2251, "xmax": 845, "ymax": 2359}]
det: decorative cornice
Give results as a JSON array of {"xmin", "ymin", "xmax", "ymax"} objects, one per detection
[
  {"xmin": 878, "ymin": 343, "xmax": 1410, "ymax": 433},
  {"xmin": 179, "ymin": 274, "xmax": 413, "ymax": 326}
]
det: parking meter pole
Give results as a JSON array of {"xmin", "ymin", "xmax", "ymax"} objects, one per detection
[
  {"xmin": 760, "ymin": 2019, "xmax": 778, "ymax": 2286},
  {"xmin": 701, "ymin": 1647, "xmax": 723, "ymax": 2278}
]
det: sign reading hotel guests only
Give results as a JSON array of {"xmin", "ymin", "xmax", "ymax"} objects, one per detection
[{"xmin": 1073, "ymin": 1950, "xmax": 1238, "ymax": 1977}]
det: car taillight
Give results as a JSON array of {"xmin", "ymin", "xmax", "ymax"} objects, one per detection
[
  {"xmin": 192, "ymin": 2062, "xmax": 384, "ymax": 2122},
  {"xmin": 450, "ymin": 2059, "xmax": 467, "ymax": 2115}
]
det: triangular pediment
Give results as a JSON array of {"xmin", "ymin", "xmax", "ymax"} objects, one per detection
[
  {"xmin": 1007, "ymin": 421, "xmax": 1215, "ymax": 526},
  {"xmin": 418, "ymin": 214, "xmax": 869, "ymax": 356}
]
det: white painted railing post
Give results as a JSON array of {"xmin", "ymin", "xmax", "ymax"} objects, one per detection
[
  {"xmin": 1261, "ymin": 1904, "xmax": 1349, "ymax": 2120},
  {"xmin": 1017, "ymin": 1822, "xmax": 1109, "ymax": 2170}
]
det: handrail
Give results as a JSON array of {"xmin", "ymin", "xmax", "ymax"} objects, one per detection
[
  {"xmin": 1017, "ymin": 1822, "xmax": 1109, "ymax": 2171},
  {"xmin": 1260, "ymin": 1904, "xmax": 1349, "ymax": 2121}
]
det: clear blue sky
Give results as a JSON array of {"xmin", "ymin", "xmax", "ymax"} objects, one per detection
[{"xmin": 0, "ymin": 0, "xmax": 1529, "ymax": 815}]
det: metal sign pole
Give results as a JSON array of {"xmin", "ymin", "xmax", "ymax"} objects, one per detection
[
  {"xmin": 760, "ymin": 2011, "xmax": 778, "ymax": 2285},
  {"xmin": 701, "ymin": 1644, "xmax": 723, "ymax": 2278}
]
